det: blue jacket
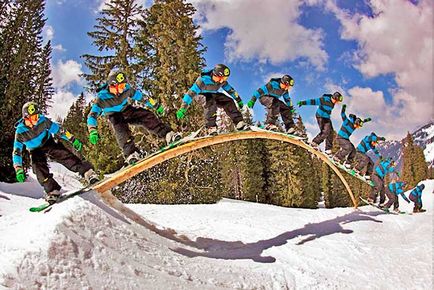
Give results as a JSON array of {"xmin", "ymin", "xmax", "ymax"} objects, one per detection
[
  {"xmin": 252, "ymin": 78, "xmax": 292, "ymax": 108},
  {"xmin": 13, "ymin": 115, "xmax": 74, "ymax": 168},
  {"xmin": 300, "ymin": 94, "xmax": 336, "ymax": 119},
  {"xmin": 388, "ymin": 182, "xmax": 410, "ymax": 203},
  {"xmin": 409, "ymin": 185, "xmax": 424, "ymax": 204},
  {"xmin": 87, "ymin": 83, "xmax": 151, "ymax": 129},
  {"xmin": 375, "ymin": 159, "xmax": 396, "ymax": 179},
  {"xmin": 182, "ymin": 70, "xmax": 242, "ymax": 107},
  {"xmin": 357, "ymin": 133, "xmax": 381, "ymax": 157}
]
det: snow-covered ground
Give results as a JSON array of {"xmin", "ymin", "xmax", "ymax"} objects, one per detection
[{"xmin": 0, "ymin": 166, "xmax": 432, "ymax": 289}]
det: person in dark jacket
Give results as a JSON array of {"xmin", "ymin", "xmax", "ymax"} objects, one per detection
[
  {"xmin": 383, "ymin": 181, "xmax": 410, "ymax": 213},
  {"xmin": 408, "ymin": 183, "xmax": 426, "ymax": 213},
  {"xmin": 13, "ymin": 102, "xmax": 99, "ymax": 204},
  {"xmin": 354, "ymin": 132, "xmax": 385, "ymax": 179},
  {"xmin": 368, "ymin": 157, "xmax": 398, "ymax": 205},
  {"xmin": 297, "ymin": 92, "xmax": 343, "ymax": 154},
  {"xmin": 87, "ymin": 70, "xmax": 181, "ymax": 165},
  {"xmin": 247, "ymin": 75, "xmax": 300, "ymax": 134},
  {"xmin": 176, "ymin": 64, "xmax": 247, "ymax": 136},
  {"xmin": 334, "ymin": 104, "xmax": 371, "ymax": 168}
]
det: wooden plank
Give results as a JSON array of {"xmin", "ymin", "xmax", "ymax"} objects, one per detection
[{"xmin": 92, "ymin": 131, "xmax": 358, "ymax": 208}]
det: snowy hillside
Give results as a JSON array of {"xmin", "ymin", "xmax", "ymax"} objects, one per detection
[
  {"xmin": 376, "ymin": 120, "xmax": 434, "ymax": 169},
  {"xmin": 0, "ymin": 174, "xmax": 433, "ymax": 289}
]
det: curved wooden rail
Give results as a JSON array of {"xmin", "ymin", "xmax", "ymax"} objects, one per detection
[{"xmin": 93, "ymin": 131, "xmax": 358, "ymax": 207}]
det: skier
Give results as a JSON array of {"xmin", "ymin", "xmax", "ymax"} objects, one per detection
[
  {"xmin": 297, "ymin": 92, "xmax": 343, "ymax": 154},
  {"xmin": 334, "ymin": 104, "xmax": 371, "ymax": 168},
  {"xmin": 354, "ymin": 132, "xmax": 386, "ymax": 179},
  {"xmin": 367, "ymin": 157, "xmax": 398, "ymax": 205},
  {"xmin": 246, "ymin": 75, "xmax": 299, "ymax": 134},
  {"xmin": 13, "ymin": 102, "xmax": 99, "ymax": 204},
  {"xmin": 176, "ymin": 64, "xmax": 247, "ymax": 135},
  {"xmin": 382, "ymin": 181, "xmax": 410, "ymax": 213},
  {"xmin": 87, "ymin": 70, "xmax": 181, "ymax": 165},
  {"xmin": 408, "ymin": 183, "xmax": 426, "ymax": 213}
]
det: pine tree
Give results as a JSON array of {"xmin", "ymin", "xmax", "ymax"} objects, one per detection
[
  {"xmin": 82, "ymin": 0, "xmax": 144, "ymax": 89},
  {"xmin": 33, "ymin": 41, "xmax": 54, "ymax": 113},
  {"xmin": 402, "ymin": 132, "xmax": 428, "ymax": 187},
  {"xmin": 0, "ymin": 0, "xmax": 51, "ymax": 181},
  {"xmin": 136, "ymin": 0, "xmax": 206, "ymax": 132}
]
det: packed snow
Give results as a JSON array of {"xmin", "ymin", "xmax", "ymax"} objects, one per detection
[{"xmin": 0, "ymin": 166, "xmax": 432, "ymax": 289}]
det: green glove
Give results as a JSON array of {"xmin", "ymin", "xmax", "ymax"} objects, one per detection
[
  {"xmin": 89, "ymin": 129, "xmax": 99, "ymax": 145},
  {"xmin": 72, "ymin": 138, "xmax": 83, "ymax": 152},
  {"xmin": 247, "ymin": 100, "xmax": 255, "ymax": 108},
  {"xmin": 176, "ymin": 107, "xmax": 187, "ymax": 120},
  {"xmin": 342, "ymin": 104, "xmax": 347, "ymax": 110},
  {"xmin": 297, "ymin": 101, "xmax": 304, "ymax": 107},
  {"xmin": 156, "ymin": 105, "xmax": 165, "ymax": 117},
  {"xmin": 16, "ymin": 168, "xmax": 25, "ymax": 183},
  {"xmin": 237, "ymin": 100, "xmax": 244, "ymax": 108},
  {"xmin": 290, "ymin": 107, "xmax": 296, "ymax": 114}
]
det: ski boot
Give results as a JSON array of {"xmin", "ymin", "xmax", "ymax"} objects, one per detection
[
  {"xmin": 165, "ymin": 131, "xmax": 182, "ymax": 145},
  {"xmin": 206, "ymin": 126, "xmax": 218, "ymax": 136},
  {"xmin": 264, "ymin": 124, "xmax": 279, "ymax": 132},
  {"xmin": 286, "ymin": 127, "xmax": 296, "ymax": 134},
  {"xmin": 44, "ymin": 190, "xmax": 61, "ymax": 205},
  {"xmin": 324, "ymin": 149, "xmax": 333, "ymax": 156},
  {"xmin": 125, "ymin": 150, "xmax": 143, "ymax": 165},
  {"xmin": 235, "ymin": 121, "xmax": 249, "ymax": 131},
  {"xmin": 84, "ymin": 169, "xmax": 100, "ymax": 185}
]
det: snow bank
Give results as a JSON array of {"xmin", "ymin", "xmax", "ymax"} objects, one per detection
[{"xmin": 0, "ymin": 179, "xmax": 432, "ymax": 289}]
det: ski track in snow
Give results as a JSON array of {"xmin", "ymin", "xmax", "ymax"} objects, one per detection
[{"xmin": 0, "ymin": 173, "xmax": 432, "ymax": 289}]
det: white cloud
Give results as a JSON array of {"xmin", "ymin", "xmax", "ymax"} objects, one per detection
[
  {"xmin": 43, "ymin": 25, "xmax": 54, "ymax": 41},
  {"xmin": 323, "ymin": 0, "xmax": 433, "ymax": 138},
  {"xmin": 52, "ymin": 44, "xmax": 66, "ymax": 52},
  {"xmin": 191, "ymin": 0, "xmax": 328, "ymax": 70},
  {"xmin": 52, "ymin": 60, "xmax": 84, "ymax": 89},
  {"xmin": 47, "ymin": 90, "xmax": 77, "ymax": 121}
]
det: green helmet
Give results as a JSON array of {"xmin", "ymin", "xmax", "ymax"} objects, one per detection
[
  {"xmin": 107, "ymin": 70, "xmax": 128, "ymax": 84},
  {"xmin": 22, "ymin": 101, "xmax": 39, "ymax": 118},
  {"xmin": 212, "ymin": 64, "xmax": 230, "ymax": 77}
]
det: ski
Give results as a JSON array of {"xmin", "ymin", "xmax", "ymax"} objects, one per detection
[
  {"xmin": 327, "ymin": 157, "xmax": 374, "ymax": 187},
  {"xmin": 359, "ymin": 197, "xmax": 411, "ymax": 215},
  {"xmin": 29, "ymin": 186, "xmax": 93, "ymax": 213}
]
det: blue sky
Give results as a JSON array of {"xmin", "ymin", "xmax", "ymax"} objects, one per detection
[{"xmin": 45, "ymin": 0, "xmax": 433, "ymax": 142}]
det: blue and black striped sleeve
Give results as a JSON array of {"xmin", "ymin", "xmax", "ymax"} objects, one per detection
[
  {"xmin": 182, "ymin": 77, "xmax": 204, "ymax": 106},
  {"xmin": 222, "ymin": 82, "xmax": 241, "ymax": 102},
  {"xmin": 12, "ymin": 132, "xmax": 24, "ymax": 169},
  {"xmin": 87, "ymin": 102, "xmax": 103, "ymax": 130},
  {"xmin": 252, "ymin": 84, "xmax": 269, "ymax": 102},
  {"xmin": 282, "ymin": 92, "xmax": 293, "ymax": 108},
  {"xmin": 301, "ymin": 96, "xmax": 322, "ymax": 106}
]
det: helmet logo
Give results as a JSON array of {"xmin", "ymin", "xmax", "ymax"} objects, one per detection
[
  {"xmin": 223, "ymin": 68, "xmax": 230, "ymax": 76},
  {"xmin": 28, "ymin": 104, "xmax": 36, "ymax": 115},
  {"xmin": 116, "ymin": 73, "xmax": 125, "ymax": 83}
]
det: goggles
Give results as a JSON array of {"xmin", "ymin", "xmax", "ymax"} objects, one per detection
[
  {"xmin": 109, "ymin": 82, "xmax": 127, "ymax": 95},
  {"xmin": 354, "ymin": 119, "xmax": 364, "ymax": 128},
  {"xmin": 213, "ymin": 75, "xmax": 228, "ymax": 83},
  {"xmin": 24, "ymin": 114, "xmax": 39, "ymax": 127},
  {"xmin": 332, "ymin": 95, "xmax": 343, "ymax": 103}
]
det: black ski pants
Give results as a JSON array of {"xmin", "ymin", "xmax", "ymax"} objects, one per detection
[
  {"xmin": 335, "ymin": 137, "xmax": 356, "ymax": 163},
  {"xmin": 384, "ymin": 187, "xmax": 399, "ymax": 209},
  {"xmin": 354, "ymin": 152, "xmax": 374, "ymax": 175},
  {"xmin": 198, "ymin": 93, "xmax": 243, "ymax": 128},
  {"xmin": 30, "ymin": 137, "xmax": 92, "ymax": 193},
  {"xmin": 312, "ymin": 116, "xmax": 333, "ymax": 150},
  {"xmin": 108, "ymin": 105, "xmax": 171, "ymax": 157},
  {"xmin": 259, "ymin": 96, "xmax": 295, "ymax": 131},
  {"xmin": 409, "ymin": 194, "xmax": 423, "ymax": 211},
  {"xmin": 370, "ymin": 173, "xmax": 386, "ymax": 204}
]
